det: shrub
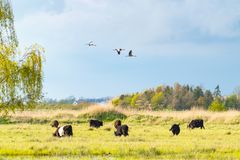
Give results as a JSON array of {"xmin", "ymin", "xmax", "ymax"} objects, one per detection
[
  {"xmin": 0, "ymin": 116, "xmax": 10, "ymax": 124},
  {"xmin": 151, "ymin": 92, "xmax": 164, "ymax": 110},
  {"xmin": 82, "ymin": 110, "xmax": 127, "ymax": 121},
  {"xmin": 209, "ymin": 99, "xmax": 226, "ymax": 112},
  {"xmin": 112, "ymin": 98, "xmax": 120, "ymax": 107},
  {"xmin": 118, "ymin": 95, "xmax": 133, "ymax": 108},
  {"xmin": 131, "ymin": 94, "xmax": 139, "ymax": 108},
  {"xmin": 225, "ymin": 95, "xmax": 239, "ymax": 109}
]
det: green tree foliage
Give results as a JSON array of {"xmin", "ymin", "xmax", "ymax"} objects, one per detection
[
  {"xmin": 225, "ymin": 95, "xmax": 239, "ymax": 110},
  {"xmin": 234, "ymin": 86, "xmax": 240, "ymax": 99},
  {"xmin": 131, "ymin": 93, "xmax": 139, "ymax": 108},
  {"xmin": 203, "ymin": 90, "xmax": 214, "ymax": 109},
  {"xmin": 0, "ymin": 0, "xmax": 18, "ymax": 49},
  {"xmin": 209, "ymin": 99, "xmax": 226, "ymax": 112},
  {"xmin": 112, "ymin": 83, "xmax": 239, "ymax": 111},
  {"xmin": 143, "ymin": 89, "xmax": 155, "ymax": 102},
  {"xmin": 118, "ymin": 95, "xmax": 132, "ymax": 108},
  {"xmin": 150, "ymin": 92, "xmax": 164, "ymax": 110},
  {"xmin": 213, "ymin": 85, "xmax": 221, "ymax": 99},
  {"xmin": 133, "ymin": 93, "xmax": 150, "ymax": 110},
  {"xmin": 156, "ymin": 85, "xmax": 163, "ymax": 93},
  {"xmin": 0, "ymin": 0, "xmax": 44, "ymax": 113},
  {"xmin": 193, "ymin": 86, "xmax": 204, "ymax": 101},
  {"xmin": 162, "ymin": 86, "xmax": 173, "ymax": 109},
  {"xmin": 171, "ymin": 83, "xmax": 194, "ymax": 110},
  {"xmin": 112, "ymin": 98, "xmax": 120, "ymax": 107}
]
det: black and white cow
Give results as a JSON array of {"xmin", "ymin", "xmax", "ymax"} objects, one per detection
[
  {"xmin": 89, "ymin": 119, "xmax": 103, "ymax": 128},
  {"xmin": 169, "ymin": 124, "xmax": 180, "ymax": 136},
  {"xmin": 188, "ymin": 119, "xmax": 205, "ymax": 129},
  {"xmin": 114, "ymin": 124, "xmax": 129, "ymax": 137},
  {"xmin": 51, "ymin": 120, "xmax": 73, "ymax": 137}
]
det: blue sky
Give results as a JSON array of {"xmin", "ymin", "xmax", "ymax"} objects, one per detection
[{"xmin": 12, "ymin": 0, "xmax": 240, "ymax": 99}]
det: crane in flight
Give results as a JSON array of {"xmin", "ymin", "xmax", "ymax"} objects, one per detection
[
  {"xmin": 126, "ymin": 50, "xmax": 136, "ymax": 57},
  {"xmin": 113, "ymin": 48, "xmax": 125, "ymax": 55},
  {"xmin": 86, "ymin": 41, "xmax": 96, "ymax": 47}
]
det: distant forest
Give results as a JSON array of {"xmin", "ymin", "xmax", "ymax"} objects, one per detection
[
  {"xmin": 43, "ymin": 96, "xmax": 111, "ymax": 105},
  {"xmin": 112, "ymin": 83, "xmax": 240, "ymax": 111}
]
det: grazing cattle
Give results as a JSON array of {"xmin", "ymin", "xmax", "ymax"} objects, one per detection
[
  {"xmin": 114, "ymin": 120, "xmax": 121, "ymax": 129},
  {"xmin": 188, "ymin": 119, "xmax": 205, "ymax": 129},
  {"xmin": 89, "ymin": 119, "xmax": 103, "ymax": 128},
  {"xmin": 169, "ymin": 124, "xmax": 180, "ymax": 136},
  {"xmin": 114, "ymin": 125, "xmax": 129, "ymax": 137},
  {"xmin": 51, "ymin": 120, "xmax": 73, "ymax": 137}
]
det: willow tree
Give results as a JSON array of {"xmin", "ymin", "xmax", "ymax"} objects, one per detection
[{"xmin": 0, "ymin": 0, "xmax": 44, "ymax": 114}]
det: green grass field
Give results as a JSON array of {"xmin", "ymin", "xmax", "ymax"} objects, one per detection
[{"xmin": 0, "ymin": 105, "xmax": 240, "ymax": 160}]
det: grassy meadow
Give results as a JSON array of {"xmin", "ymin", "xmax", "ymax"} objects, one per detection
[{"xmin": 0, "ymin": 104, "xmax": 240, "ymax": 160}]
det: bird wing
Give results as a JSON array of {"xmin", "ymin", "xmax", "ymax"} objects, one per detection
[{"xmin": 129, "ymin": 50, "xmax": 133, "ymax": 56}]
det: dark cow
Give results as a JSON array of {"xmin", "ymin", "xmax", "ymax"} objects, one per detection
[
  {"xmin": 188, "ymin": 119, "xmax": 205, "ymax": 129},
  {"xmin": 114, "ymin": 125, "xmax": 129, "ymax": 137},
  {"xmin": 114, "ymin": 120, "xmax": 121, "ymax": 129},
  {"xmin": 169, "ymin": 124, "xmax": 180, "ymax": 136},
  {"xmin": 89, "ymin": 119, "xmax": 103, "ymax": 128},
  {"xmin": 51, "ymin": 120, "xmax": 73, "ymax": 137}
]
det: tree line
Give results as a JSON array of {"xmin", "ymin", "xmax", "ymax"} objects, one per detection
[
  {"xmin": 43, "ymin": 96, "xmax": 111, "ymax": 105},
  {"xmin": 112, "ymin": 83, "xmax": 240, "ymax": 111}
]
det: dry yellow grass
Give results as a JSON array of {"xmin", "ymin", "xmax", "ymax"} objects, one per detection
[
  {"xmin": 7, "ymin": 104, "xmax": 240, "ymax": 124},
  {"xmin": 120, "ymin": 108, "xmax": 240, "ymax": 123}
]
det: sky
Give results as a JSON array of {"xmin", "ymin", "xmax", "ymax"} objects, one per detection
[{"xmin": 12, "ymin": 0, "xmax": 240, "ymax": 99}]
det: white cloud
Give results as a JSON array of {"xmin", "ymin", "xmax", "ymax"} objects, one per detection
[
  {"xmin": 12, "ymin": 0, "xmax": 240, "ymax": 98},
  {"xmin": 14, "ymin": 0, "xmax": 240, "ymax": 59},
  {"xmin": 15, "ymin": 0, "xmax": 240, "ymax": 47}
]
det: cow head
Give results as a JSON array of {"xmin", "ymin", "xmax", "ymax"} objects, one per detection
[
  {"xmin": 187, "ymin": 123, "xmax": 193, "ymax": 129},
  {"xmin": 51, "ymin": 120, "xmax": 59, "ymax": 128},
  {"xmin": 114, "ymin": 120, "xmax": 121, "ymax": 129}
]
